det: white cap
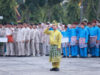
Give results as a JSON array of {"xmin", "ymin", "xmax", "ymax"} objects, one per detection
[{"xmin": 82, "ymin": 18, "xmax": 88, "ymax": 23}]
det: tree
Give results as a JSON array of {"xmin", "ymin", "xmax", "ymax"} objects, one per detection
[
  {"xmin": 65, "ymin": 0, "xmax": 80, "ymax": 24},
  {"xmin": 18, "ymin": 0, "xmax": 64, "ymax": 23},
  {"xmin": 0, "ymin": 0, "xmax": 17, "ymax": 24},
  {"xmin": 85, "ymin": 0, "xmax": 99, "ymax": 22},
  {"xmin": 1, "ymin": 0, "xmax": 100, "ymax": 24}
]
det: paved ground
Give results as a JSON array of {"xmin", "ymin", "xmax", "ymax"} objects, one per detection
[{"xmin": 0, "ymin": 57, "xmax": 100, "ymax": 75}]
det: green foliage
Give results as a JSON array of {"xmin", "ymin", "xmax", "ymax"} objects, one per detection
[
  {"xmin": 48, "ymin": 0, "xmax": 63, "ymax": 6},
  {"xmin": 86, "ymin": 0, "xmax": 99, "ymax": 22},
  {"xmin": 0, "ymin": 0, "xmax": 16, "ymax": 24},
  {"xmin": 65, "ymin": 0, "xmax": 80, "ymax": 24},
  {"xmin": 19, "ymin": 0, "xmax": 64, "ymax": 23},
  {"xmin": 19, "ymin": 0, "xmax": 80, "ymax": 24},
  {"xmin": 0, "ymin": 0, "xmax": 100, "ymax": 24}
]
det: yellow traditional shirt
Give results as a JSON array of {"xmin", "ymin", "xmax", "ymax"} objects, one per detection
[{"xmin": 44, "ymin": 28, "xmax": 62, "ymax": 48}]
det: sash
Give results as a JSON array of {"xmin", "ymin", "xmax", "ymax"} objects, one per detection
[
  {"xmin": 89, "ymin": 36, "xmax": 97, "ymax": 48},
  {"xmin": 7, "ymin": 35, "xmax": 14, "ymax": 43},
  {"xmin": 70, "ymin": 36, "xmax": 77, "ymax": 46},
  {"xmin": 79, "ymin": 38, "xmax": 87, "ymax": 48}
]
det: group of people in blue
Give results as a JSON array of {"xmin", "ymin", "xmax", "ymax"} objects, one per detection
[{"xmin": 60, "ymin": 20, "xmax": 100, "ymax": 58}]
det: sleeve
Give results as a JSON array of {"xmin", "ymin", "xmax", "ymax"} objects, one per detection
[
  {"xmin": 97, "ymin": 28, "xmax": 99, "ymax": 41},
  {"xmin": 65, "ymin": 30, "xmax": 70, "ymax": 43},
  {"xmin": 85, "ymin": 30, "xmax": 88, "ymax": 43},
  {"xmin": 58, "ymin": 32, "xmax": 62, "ymax": 49},
  {"xmin": 44, "ymin": 28, "xmax": 52, "ymax": 35},
  {"xmin": 67, "ymin": 29, "xmax": 71, "ymax": 43},
  {"xmin": 88, "ymin": 28, "xmax": 90, "ymax": 37},
  {"xmin": 76, "ymin": 28, "xmax": 79, "ymax": 40},
  {"xmin": 87, "ymin": 28, "xmax": 89, "ymax": 41}
]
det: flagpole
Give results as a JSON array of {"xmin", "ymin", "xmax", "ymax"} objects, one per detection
[{"xmin": 80, "ymin": 0, "xmax": 83, "ymax": 22}]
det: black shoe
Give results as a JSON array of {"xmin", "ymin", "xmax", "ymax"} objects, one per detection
[
  {"xmin": 95, "ymin": 56, "xmax": 99, "ymax": 58},
  {"xmin": 72, "ymin": 56, "xmax": 77, "ymax": 58},
  {"xmin": 80, "ymin": 56, "xmax": 88, "ymax": 58},
  {"xmin": 91, "ymin": 56, "xmax": 96, "ymax": 58},
  {"xmin": 50, "ymin": 68, "xmax": 55, "ymax": 71},
  {"xmin": 46, "ymin": 54, "xmax": 49, "ymax": 56},
  {"xmin": 63, "ymin": 56, "xmax": 66, "ymax": 58},
  {"xmin": 6, "ymin": 55, "xmax": 10, "ymax": 57},
  {"xmin": 61, "ymin": 53, "xmax": 63, "ymax": 55},
  {"xmin": 54, "ymin": 68, "xmax": 60, "ymax": 71}
]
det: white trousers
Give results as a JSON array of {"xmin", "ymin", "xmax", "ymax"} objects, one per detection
[
  {"xmin": 25, "ymin": 41, "xmax": 31, "ymax": 56},
  {"xmin": 16, "ymin": 42, "xmax": 25, "ymax": 56},
  {"xmin": 6, "ymin": 43, "xmax": 14, "ymax": 56}
]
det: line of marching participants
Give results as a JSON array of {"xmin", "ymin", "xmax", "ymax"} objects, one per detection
[
  {"xmin": 61, "ymin": 20, "xmax": 100, "ymax": 58},
  {"xmin": 0, "ymin": 23, "xmax": 50, "ymax": 57},
  {"xmin": 0, "ymin": 20, "xmax": 100, "ymax": 58}
]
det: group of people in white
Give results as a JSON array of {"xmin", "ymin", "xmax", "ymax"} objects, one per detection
[{"xmin": 0, "ymin": 23, "xmax": 52, "ymax": 56}]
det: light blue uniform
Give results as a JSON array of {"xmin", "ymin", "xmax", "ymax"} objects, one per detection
[
  {"xmin": 70, "ymin": 28, "xmax": 78, "ymax": 57},
  {"xmin": 76, "ymin": 26, "xmax": 89, "ymax": 55},
  {"xmin": 61, "ymin": 29, "xmax": 70, "ymax": 57},
  {"xmin": 97, "ymin": 27, "xmax": 100, "ymax": 56},
  {"xmin": 78, "ymin": 28, "xmax": 88, "ymax": 57},
  {"xmin": 84, "ymin": 26, "xmax": 90, "ymax": 54},
  {"xmin": 88, "ymin": 26, "xmax": 99, "ymax": 57}
]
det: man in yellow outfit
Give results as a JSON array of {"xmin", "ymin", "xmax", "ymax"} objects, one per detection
[{"xmin": 44, "ymin": 24, "xmax": 62, "ymax": 71}]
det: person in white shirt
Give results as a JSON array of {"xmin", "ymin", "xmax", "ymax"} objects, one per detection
[
  {"xmin": 42, "ymin": 23, "xmax": 50, "ymax": 56},
  {"xmin": 45, "ymin": 24, "xmax": 50, "ymax": 56},
  {"xmin": 5, "ymin": 25, "xmax": 14, "ymax": 56},
  {"xmin": 0, "ymin": 25, "xmax": 6, "ymax": 56},
  {"xmin": 38, "ymin": 23, "xmax": 44, "ymax": 56},
  {"xmin": 24, "ymin": 24, "xmax": 31, "ymax": 56},
  {"xmin": 20, "ymin": 25, "xmax": 26, "ymax": 56},
  {"xmin": 31, "ymin": 25, "xmax": 40, "ymax": 56},
  {"xmin": 12, "ymin": 25, "xmax": 18, "ymax": 56}
]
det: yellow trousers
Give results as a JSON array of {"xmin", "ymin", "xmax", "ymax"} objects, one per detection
[{"xmin": 52, "ymin": 62, "xmax": 60, "ymax": 68}]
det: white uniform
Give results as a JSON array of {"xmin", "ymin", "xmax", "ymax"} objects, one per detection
[
  {"xmin": 30, "ymin": 28, "xmax": 40, "ymax": 56},
  {"xmin": 12, "ymin": 28, "xmax": 18, "ymax": 55},
  {"xmin": 42, "ymin": 25, "xmax": 50, "ymax": 56},
  {"xmin": 16, "ymin": 28, "xmax": 23, "ymax": 56},
  {"xmin": 30, "ymin": 29, "xmax": 33, "ymax": 55},
  {"xmin": 5, "ymin": 28, "xmax": 14, "ymax": 56},
  {"xmin": 0, "ymin": 28, "xmax": 6, "ymax": 55},
  {"xmin": 45, "ymin": 33, "xmax": 50, "ymax": 55},
  {"xmin": 42, "ymin": 25, "xmax": 47, "ymax": 56},
  {"xmin": 0, "ymin": 28, "xmax": 6, "ymax": 37},
  {"xmin": 20, "ymin": 28, "xmax": 26, "ymax": 56},
  {"xmin": 30, "ymin": 29, "xmax": 35, "ymax": 56},
  {"xmin": 38, "ymin": 27, "xmax": 44, "ymax": 56},
  {"xmin": 25, "ymin": 27, "xmax": 31, "ymax": 56}
]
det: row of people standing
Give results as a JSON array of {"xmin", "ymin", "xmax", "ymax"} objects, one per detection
[
  {"xmin": 0, "ymin": 20, "xmax": 100, "ymax": 58},
  {"xmin": 0, "ymin": 23, "xmax": 50, "ymax": 57},
  {"xmin": 61, "ymin": 20, "xmax": 100, "ymax": 58}
]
